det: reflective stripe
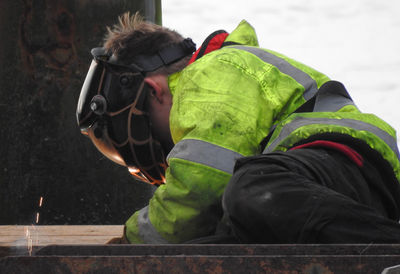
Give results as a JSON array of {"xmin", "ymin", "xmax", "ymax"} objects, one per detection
[
  {"xmin": 263, "ymin": 116, "xmax": 400, "ymax": 159},
  {"xmin": 167, "ymin": 139, "xmax": 244, "ymax": 174},
  {"xmin": 232, "ymin": 46, "xmax": 318, "ymax": 100},
  {"xmin": 313, "ymin": 84, "xmax": 355, "ymax": 112},
  {"xmin": 314, "ymin": 91, "xmax": 354, "ymax": 112},
  {"xmin": 137, "ymin": 206, "xmax": 169, "ymax": 244}
]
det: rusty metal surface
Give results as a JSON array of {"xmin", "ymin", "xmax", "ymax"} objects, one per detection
[
  {"xmin": 1, "ymin": 254, "xmax": 400, "ymax": 273},
  {"xmin": 35, "ymin": 243, "xmax": 400, "ymax": 256},
  {"xmin": 1, "ymin": 244, "xmax": 400, "ymax": 273}
]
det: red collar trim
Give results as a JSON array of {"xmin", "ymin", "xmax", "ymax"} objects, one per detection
[
  {"xmin": 290, "ymin": 140, "xmax": 364, "ymax": 167},
  {"xmin": 189, "ymin": 31, "xmax": 229, "ymax": 64}
]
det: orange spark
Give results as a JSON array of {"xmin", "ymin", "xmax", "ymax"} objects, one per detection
[
  {"xmin": 28, "ymin": 238, "xmax": 33, "ymax": 256},
  {"xmin": 25, "ymin": 227, "xmax": 29, "ymax": 238}
]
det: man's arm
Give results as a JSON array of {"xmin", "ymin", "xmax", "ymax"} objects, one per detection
[{"xmin": 126, "ymin": 153, "xmax": 233, "ymax": 243}]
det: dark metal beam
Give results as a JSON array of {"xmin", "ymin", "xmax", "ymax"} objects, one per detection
[
  {"xmin": 2, "ymin": 244, "xmax": 400, "ymax": 273},
  {"xmin": 0, "ymin": 0, "xmax": 158, "ymax": 226}
]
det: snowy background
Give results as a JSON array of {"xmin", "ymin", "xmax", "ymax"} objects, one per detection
[{"xmin": 162, "ymin": 0, "xmax": 400, "ymax": 142}]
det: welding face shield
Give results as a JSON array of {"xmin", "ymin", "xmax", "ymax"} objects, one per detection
[{"xmin": 76, "ymin": 39, "xmax": 196, "ymax": 185}]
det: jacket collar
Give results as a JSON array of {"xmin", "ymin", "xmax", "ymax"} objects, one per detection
[{"xmin": 189, "ymin": 20, "xmax": 259, "ymax": 64}]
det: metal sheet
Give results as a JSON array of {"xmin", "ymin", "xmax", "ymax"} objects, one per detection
[
  {"xmin": 1, "ymin": 254, "xmax": 400, "ymax": 273},
  {"xmin": 2, "ymin": 244, "xmax": 400, "ymax": 273}
]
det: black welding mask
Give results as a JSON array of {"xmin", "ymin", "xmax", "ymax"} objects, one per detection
[{"xmin": 76, "ymin": 39, "xmax": 196, "ymax": 185}]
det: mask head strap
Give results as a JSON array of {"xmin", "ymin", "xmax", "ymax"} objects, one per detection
[{"xmin": 131, "ymin": 38, "xmax": 196, "ymax": 72}]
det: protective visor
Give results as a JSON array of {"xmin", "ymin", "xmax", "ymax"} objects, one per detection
[
  {"xmin": 76, "ymin": 39, "xmax": 196, "ymax": 185},
  {"xmin": 76, "ymin": 48, "xmax": 167, "ymax": 185}
]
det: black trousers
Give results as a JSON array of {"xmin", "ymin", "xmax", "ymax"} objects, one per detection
[{"xmin": 222, "ymin": 147, "xmax": 400, "ymax": 243}]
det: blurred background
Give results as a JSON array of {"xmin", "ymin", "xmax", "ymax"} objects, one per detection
[
  {"xmin": 0, "ymin": 0, "xmax": 399, "ymax": 225},
  {"xmin": 163, "ymin": 0, "xmax": 400, "ymax": 137}
]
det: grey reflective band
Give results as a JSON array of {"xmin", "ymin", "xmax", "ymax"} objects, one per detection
[
  {"xmin": 232, "ymin": 46, "xmax": 318, "ymax": 100},
  {"xmin": 263, "ymin": 116, "xmax": 400, "ymax": 160},
  {"xmin": 137, "ymin": 206, "xmax": 169, "ymax": 244},
  {"xmin": 313, "ymin": 88, "xmax": 355, "ymax": 112},
  {"xmin": 167, "ymin": 139, "xmax": 244, "ymax": 174}
]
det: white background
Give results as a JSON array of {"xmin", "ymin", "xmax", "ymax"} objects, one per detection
[{"xmin": 162, "ymin": 0, "xmax": 400, "ymax": 142}]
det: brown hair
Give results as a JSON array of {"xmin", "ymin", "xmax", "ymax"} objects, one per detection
[{"xmin": 104, "ymin": 12, "xmax": 191, "ymax": 75}]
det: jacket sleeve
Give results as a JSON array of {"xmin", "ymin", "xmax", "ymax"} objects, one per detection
[{"xmin": 125, "ymin": 149, "xmax": 237, "ymax": 243}]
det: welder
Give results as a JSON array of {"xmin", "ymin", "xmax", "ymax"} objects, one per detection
[{"xmin": 76, "ymin": 12, "xmax": 400, "ymax": 244}]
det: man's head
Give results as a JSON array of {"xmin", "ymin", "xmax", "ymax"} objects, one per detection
[
  {"xmin": 103, "ymin": 12, "xmax": 191, "ymax": 153},
  {"xmin": 103, "ymin": 12, "xmax": 190, "ymax": 74},
  {"xmin": 76, "ymin": 12, "xmax": 195, "ymax": 185}
]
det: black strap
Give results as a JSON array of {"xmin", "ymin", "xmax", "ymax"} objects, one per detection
[
  {"xmin": 131, "ymin": 38, "xmax": 196, "ymax": 72},
  {"xmin": 221, "ymin": 41, "xmax": 241, "ymax": 47},
  {"xmin": 293, "ymin": 96, "xmax": 317, "ymax": 113}
]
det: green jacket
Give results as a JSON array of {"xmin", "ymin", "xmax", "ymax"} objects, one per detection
[{"xmin": 125, "ymin": 20, "xmax": 399, "ymax": 243}]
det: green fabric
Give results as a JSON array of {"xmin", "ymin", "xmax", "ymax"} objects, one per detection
[
  {"xmin": 125, "ymin": 20, "xmax": 330, "ymax": 243},
  {"xmin": 151, "ymin": 159, "xmax": 230, "ymax": 242},
  {"xmin": 125, "ymin": 211, "xmax": 143, "ymax": 243},
  {"xmin": 224, "ymin": 20, "xmax": 259, "ymax": 47},
  {"xmin": 268, "ymin": 109, "xmax": 400, "ymax": 182}
]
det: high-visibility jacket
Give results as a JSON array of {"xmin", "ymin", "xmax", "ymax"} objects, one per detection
[
  {"xmin": 263, "ymin": 81, "xmax": 400, "ymax": 182},
  {"xmin": 125, "ymin": 20, "xmax": 400, "ymax": 243}
]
